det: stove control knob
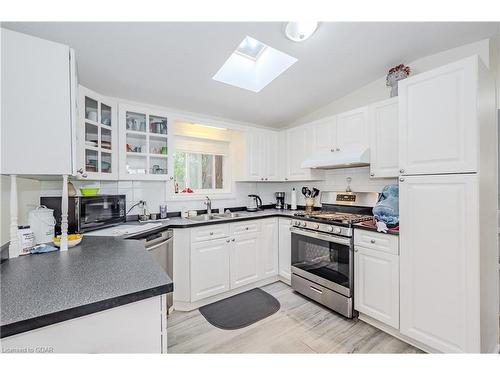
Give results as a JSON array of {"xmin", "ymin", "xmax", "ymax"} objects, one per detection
[
  {"xmin": 301, "ymin": 221, "xmax": 307, "ymax": 227},
  {"xmin": 333, "ymin": 227, "xmax": 342, "ymax": 234},
  {"xmin": 294, "ymin": 220, "xmax": 300, "ymax": 226},
  {"xmin": 326, "ymin": 226, "xmax": 334, "ymax": 232},
  {"xmin": 313, "ymin": 223, "xmax": 320, "ymax": 229}
]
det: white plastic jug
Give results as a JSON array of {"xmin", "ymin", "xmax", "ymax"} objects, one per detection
[{"xmin": 28, "ymin": 206, "xmax": 56, "ymax": 244}]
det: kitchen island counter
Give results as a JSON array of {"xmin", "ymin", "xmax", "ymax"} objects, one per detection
[{"xmin": 0, "ymin": 236, "xmax": 172, "ymax": 339}]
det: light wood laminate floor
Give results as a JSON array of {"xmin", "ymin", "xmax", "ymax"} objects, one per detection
[{"xmin": 167, "ymin": 282, "xmax": 422, "ymax": 353}]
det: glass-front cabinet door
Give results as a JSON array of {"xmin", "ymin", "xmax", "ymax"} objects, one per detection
[
  {"xmin": 77, "ymin": 85, "xmax": 118, "ymax": 179},
  {"xmin": 118, "ymin": 104, "xmax": 172, "ymax": 180}
]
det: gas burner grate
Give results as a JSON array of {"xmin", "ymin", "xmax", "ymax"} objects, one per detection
[{"xmin": 294, "ymin": 211, "xmax": 373, "ymax": 224}]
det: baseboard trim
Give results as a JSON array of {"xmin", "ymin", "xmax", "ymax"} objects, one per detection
[
  {"xmin": 358, "ymin": 313, "xmax": 436, "ymax": 353},
  {"xmin": 173, "ymin": 276, "xmax": 279, "ymax": 312},
  {"xmin": 278, "ymin": 275, "xmax": 291, "ymax": 286}
]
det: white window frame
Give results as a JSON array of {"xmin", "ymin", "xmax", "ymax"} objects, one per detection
[{"xmin": 175, "ymin": 150, "xmax": 228, "ymax": 195}]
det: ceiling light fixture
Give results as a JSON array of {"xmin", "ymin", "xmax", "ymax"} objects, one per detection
[{"xmin": 284, "ymin": 22, "xmax": 319, "ymax": 42}]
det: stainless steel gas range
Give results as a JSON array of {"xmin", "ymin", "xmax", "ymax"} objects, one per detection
[{"xmin": 290, "ymin": 191, "xmax": 379, "ymax": 318}]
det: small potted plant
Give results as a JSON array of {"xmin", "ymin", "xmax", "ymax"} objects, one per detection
[{"xmin": 386, "ymin": 64, "xmax": 411, "ymax": 97}]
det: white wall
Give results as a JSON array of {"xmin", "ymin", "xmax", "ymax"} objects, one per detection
[{"xmin": 0, "ymin": 176, "xmax": 41, "ymax": 246}]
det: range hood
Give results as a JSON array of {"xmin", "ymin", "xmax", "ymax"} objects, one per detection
[{"xmin": 301, "ymin": 145, "xmax": 370, "ymax": 170}]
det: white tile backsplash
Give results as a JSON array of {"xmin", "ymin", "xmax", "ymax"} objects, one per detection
[
  {"xmin": 37, "ymin": 167, "xmax": 394, "ymax": 216},
  {"xmin": 256, "ymin": 167, "xmax": 396, "ymax": 207}
]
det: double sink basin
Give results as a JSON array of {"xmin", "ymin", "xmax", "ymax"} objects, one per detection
[{"xmin": 188, "ymin": 212, "xmax": 247, "ymax": 222}]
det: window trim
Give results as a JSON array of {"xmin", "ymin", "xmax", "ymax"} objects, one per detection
[{"xmin": 174, "ymin": 150, "xmax": 230, "ymax": 195}]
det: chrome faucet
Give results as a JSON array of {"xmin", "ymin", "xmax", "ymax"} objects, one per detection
[{"xmin": 205, "ymin": 196, "xmax": 212, "ymax": 215}]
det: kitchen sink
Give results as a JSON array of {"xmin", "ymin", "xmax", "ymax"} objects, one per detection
[
  {"xmin": 188, "ymin": 214, "xmax": 223, "ymax": 222},
  {"xmin": 213, "ymin": 212, "xmax": 245, "ymax": 219}
]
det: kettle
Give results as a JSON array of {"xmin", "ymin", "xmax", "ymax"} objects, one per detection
[{"xmin": 246, "ymin": 194, "xmax": 262, "ymax": 212}]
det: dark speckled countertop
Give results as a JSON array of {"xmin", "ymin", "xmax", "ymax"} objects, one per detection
[
  {"xmin": 1, "ymin": 208, "xmax": 396, "ymax": 338},
  {"xmin": 0, "ymin": 236, "xmax": 172, "ymax": 338}
]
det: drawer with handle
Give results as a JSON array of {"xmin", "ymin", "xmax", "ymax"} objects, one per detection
[
  {"xmin": 191, "ymin": 224, "xmax": 229, "ymax": 243},
  {"xmin": 229, "ymin": 221, "xmax": 261, "ymax": 235},
  {"xmin": 353, "ymin": 229, "xmax": 398, "ymax": 255}
]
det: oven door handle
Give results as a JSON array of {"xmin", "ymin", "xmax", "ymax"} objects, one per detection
[{"xmin": 290, "ymin": 227, "xmax": 351, "ymax": 246}]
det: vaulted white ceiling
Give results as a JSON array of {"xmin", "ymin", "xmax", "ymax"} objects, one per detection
[{"xmin": 3, "ymin": 22, "xmax": 499, "ymax": 128}]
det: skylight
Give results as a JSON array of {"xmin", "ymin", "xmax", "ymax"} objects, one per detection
[
  {"xmin": 234, "ymin": 36, "xmax": 267, "ymax": 61},
  {"xmin": 213, "ymin": 36, "xmax": 297, "ymax": 93}
]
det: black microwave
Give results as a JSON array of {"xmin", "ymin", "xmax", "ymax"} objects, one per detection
[{"xmin": 40, "ymin": 195, "xmax": 126, "ymax": 234}]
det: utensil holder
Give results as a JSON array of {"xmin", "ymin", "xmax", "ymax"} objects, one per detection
[{"xmin": 305, "ymin": 198, "xmax": 315, "ymax": 213}]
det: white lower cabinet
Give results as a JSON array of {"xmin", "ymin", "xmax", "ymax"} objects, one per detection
[
  {"xmin": 354, "ymin": 233, "xmax": 399, "ymax": 329},
  {"xmin": 399, "ymin": 174, "xmax": 480, "ymax": 353},
  {"xmin": 1, "ymin": 295, "xmax": 165, "ymax": 353},
  {"xmin": 278, "ymin": 218, "xmax": 292, "ymax": 282},
  {"xmin": 230, "ymin": 232, "xmax": 260, "ymax": 289},
  {"xmin": 191, "ymin": 237, "xmax": 230, "ymax": 302},
  {"xmin": 260, "ymin": 218, "xmax": 279, "ymax": 278},
  {"xmin": 176, "ymin": 218, "xmax": 281, "ymax": 310}
]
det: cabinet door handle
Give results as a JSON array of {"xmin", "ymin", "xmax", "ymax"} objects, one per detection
[
  {"xmin": 336, "ymin": 148, "xmax": 340, "ymax": 151},
  {"xmin": 261, "ymin": 177, "xmax": 264, "ymax": 181},
  {"xmin": 330, "ymin": 148, "xmax": 335, "ymax": 152},
  {"xmin": 354, "ymin": 248, "xmax": 358, "ymax": 252},
  {"xmin": 245, "ymin": 227, "xmax": 249, "ymax": 230},
  {"xmin": 370, "ymin": 172, "xmax": 375, "ymax": 177},
  {"xmin": 399, "ymin": 177, "xmax": 405, "ymax": 182},
  {"xmin": 231, "ymin": 238, "xmax": 235, "ymax": 242},
  {"xmin": 265, "ymin": 178, "xmax": 268, "ymax": 181},
  {"xmin": 370, "ymin": 239, "xmax": 376, "ymax": 244},
  {"xmin": 209, "ymin": 232, "xmax": 214, "ymax": 235},
  {"xmin": 399, "ymin": 169, "xmax": 405, "ymax": 174},
  {"xmin": 226, "ymin": 239, "xmax": 230, "ymax": 243}
]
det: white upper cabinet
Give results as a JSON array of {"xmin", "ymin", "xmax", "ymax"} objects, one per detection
[
  {"xmin": 314, "ymin": 116, "xmax": 337, "ymax": 152},
  {"xmin": 264, "ymin": 132, "xmax": 281, "ymax": 181},
  {"xmin": 369, "ymin": 98, "xmax": 399, "ymax": 178},
  {"xmin": 118, "ymin": 103, "xmax": 173, "ymax": 180},
  {"xmin": 234, "ymin": 128, "xmax": 281, "ymax": 182},
  {"xmin": 336, "ymin": 107, "xmax": 369, "ymax": 150},
  {"xmin": 399, "ymin": 174, "xmax": 479, "ymax": 352},
  {"xmin": 246, "ymin": 130, "xmax": 263, "ymax": 180},
  {"xmin": 285, "ymin": 125, "xmax": 324, "ymax": 181},
  {"xmin": 398, "ymin": 56, "xmax": 479, "ymax": 175},
  {"xmin": 1, "ymin": 29, "xmax": 76, "ymax": 176},
  {"xmin": 77, "ymin": 86, "xmax": 118, "ymax": 180}
]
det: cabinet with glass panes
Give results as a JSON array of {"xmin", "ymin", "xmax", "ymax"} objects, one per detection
[
  {"xmin": 118, "ymin": 104, "xmax": 172, "ymax": 180},
  {"xmin": 77, "ymin": 86, "xmax": 118, "ymax": 179}
]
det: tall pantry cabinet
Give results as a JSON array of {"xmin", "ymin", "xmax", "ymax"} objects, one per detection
[{"xmin": 398, "ymin": 56, "xmax": 498, "ymax": 353}]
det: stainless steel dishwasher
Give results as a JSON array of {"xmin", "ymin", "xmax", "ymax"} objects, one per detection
[{"xmin": 129, "ymin": 229, "xmax": 173, "ymax": 313}]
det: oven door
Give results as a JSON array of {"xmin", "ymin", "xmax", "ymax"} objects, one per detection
[
  {"xmin": 290, "ymin": 227, "xmax": 353, "ymax": 297},
  {"xmin": 79, "ymin": 196, "xmax": 126, "ymax": 231}
]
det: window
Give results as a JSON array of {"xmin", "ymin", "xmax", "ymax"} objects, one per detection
[
  {"xmin": 173, "ymin": 124, "xmax": 230, "ymax": 195},
  {"xmin": 174, "ymin": 152, "xmax": 225, "ymax": 193}
]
